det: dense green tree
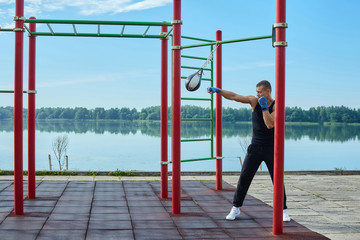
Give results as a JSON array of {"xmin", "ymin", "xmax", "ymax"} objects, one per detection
[
  {"xmin": 106, "ymin": 108, "xmax": 119, "ymax": 119},
  {"xmin": 93, "ymin": 107, "xmax": 106, "ymax": 120},
  {"xmin": 74, "ymin": 107, "xmax": 90, "ymax": 120},
  {"xmin": 0, "ymin": 105, "xmax": 359, "ymax": 123},
  {"xmin": 0, "ymin": 107, "xmax": 13, "ymax": 119}
]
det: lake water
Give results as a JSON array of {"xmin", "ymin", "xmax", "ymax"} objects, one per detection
[{"xmin": 0, "ymin": 120, "xmax": 359, "ymax": 171}]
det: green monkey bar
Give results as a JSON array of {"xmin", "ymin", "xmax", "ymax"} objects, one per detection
[{"xmin": 20, "ymin": 19, "xmax": 173, "ymax": 39}]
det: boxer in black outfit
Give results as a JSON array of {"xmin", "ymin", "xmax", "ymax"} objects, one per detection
[{"xmin": 207, "ymin": 80, "xmax": 290, "ymax": 221}]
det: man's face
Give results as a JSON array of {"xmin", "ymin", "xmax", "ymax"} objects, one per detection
[{"xmin": 256, "ymin": 86, "xmax": 270, "ymax": 98}]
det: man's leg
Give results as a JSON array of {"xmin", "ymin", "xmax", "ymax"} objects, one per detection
[
  {"xmin": 232, "ymin": 144, "xmax": 263, "ymax": 207},
  {"xmin": 263, "ymin": 148, "xmax": 287, "ymax": 210}
]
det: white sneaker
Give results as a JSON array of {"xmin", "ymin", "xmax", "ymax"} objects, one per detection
[
  {"xmin": 226, "ymin": 206, "xmax": 240, "ymax": 220},
  {"xmin": 283, "ymin": 210, "xmax": 291, "ymax": 222}
]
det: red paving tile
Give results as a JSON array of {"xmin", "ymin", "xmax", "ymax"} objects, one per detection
[
  {"xmin": 0, "ymin": 180, "xmax": 329, "ymax": 239},
  {"xmin": 37, "ymin": 229, "xmax": 86, "ymax": 240},
  {"xmin": 86, "ymin": 229, "xmax": 133, "ymax": 240}
]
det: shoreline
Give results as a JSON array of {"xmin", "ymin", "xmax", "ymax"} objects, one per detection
[{"xmin": 1, "ymin": 170, "xmax": 359, "ymax": 177}]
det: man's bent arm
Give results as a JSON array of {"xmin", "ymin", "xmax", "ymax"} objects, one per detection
[{"xmin": 263, "ymin": 110, "xmax": 275, "ymax": 129}]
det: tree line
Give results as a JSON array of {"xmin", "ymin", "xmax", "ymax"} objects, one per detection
[{"xmin": 0, "ymin": 105, "xmax": 359, "ymax": 123}]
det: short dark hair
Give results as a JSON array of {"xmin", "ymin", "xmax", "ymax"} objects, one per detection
[{"xmin": 256, "ymin": 80, "xmax": 272, "ymax": 92}]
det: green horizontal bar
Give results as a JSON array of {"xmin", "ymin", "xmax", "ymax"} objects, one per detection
[
  {"xmin": 180, "ymin": 157, "xmax": 215, "ymax": 163},
  {"xmin": 181, "ymin": 55, "xmax": 208, "ymax": 60},
  {"xmin": 181, "ymin": 76, "xmax": 212, "ymax": 81},
  {"xmin": 181, "ymin": 66, "xmax": 211, "ymax": 71},
  {"xmin": 0, "ymin": 90, "xmax": 29, "ymax": 93},
  {"xmin": 181, "ymin": 97, "xmax": 211, "ymax": 101},
  {"xmin": 181, "ymin": 138, "xmax": 212, "ymax": 142},
  {"xmin": 30, "ymin": 32, "xmax": 165, "ymax": 39},
  {"xmin": 25, "ymin": 19, "xmax": 172, "ymax": 26},
  {"xmin": 0, "ymin": 28, "xmax": 13, "ymax": 32},
  {"xmin": 181, "ymin": 35, "xmax": 272, "ymax": 49},
  {"xmin": 181, "ymin": 118, "xmax": 212, "ymax": 121},
  {"xmin": 180, "ymin": 35, "xmax": 213, "ymax": 42}
]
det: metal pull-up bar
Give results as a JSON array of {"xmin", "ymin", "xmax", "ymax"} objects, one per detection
[
  {"xmin": 181, "ymin": 34, "xmax": 273, "ymax": 49},
  {"xmin": 20, "ymin": 19, "xmax": 173, "ymax": 39},
  {"xmin": 24, "ymin": 19, "xmax": 172, "ymax": 26}
]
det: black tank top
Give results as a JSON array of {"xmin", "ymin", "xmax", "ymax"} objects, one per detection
[{"xmin": 251, "ymin": 101, "xmax": 275, "ymax": 145}]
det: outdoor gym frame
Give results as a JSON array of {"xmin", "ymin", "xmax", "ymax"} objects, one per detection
[{"xmin": 1, "ymin": 0, "xmax": 287, "ymax": 235}]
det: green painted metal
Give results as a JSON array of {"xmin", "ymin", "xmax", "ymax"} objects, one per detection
[
  {"xmin": 0, "ymin": 28, "xmax": 13, "ymax": 32},
  {"xmin": 181, "ymin": 35, "xmax": 273, "ymax": 49},
  {"xmin": 25, "ymin": 19, "xmax": 172, "ymax": 26},
  {"xmin": 29, "ymin": 32, "xmax": 165, "ymax": 39},
  {"xmin": 181, "ymin": 138, "xmax": 212, "ymax": 142},
  {"xmin": 181, "ymin": 55, "xmax": 208, "ymax": 60},
  {"xmin": 272, "ymin": 27, "xmax": 276, "ymax": 46},
  {"xmin": 169, "ymin": 157, "xmax": 215, "ymax": 164},
  {"xmin": 181, "ymin": 97, "xmax": 211, "ymax": 101},
  {"xmin": 180, "ymin": 35, "xmax": 213, "ymax": 42},
  {"xmin": 174, "ymin": 40, "xmax": 215, "ymax": 164},
  {"xmin": 0, "ymin": 90, "xmax": 29, "ymax": 93},
  {"xmin": 180, "ymin": 157, "xmax": 215, "ymax": 163},
  {"xmin": 181, "ymin": 76, "xmax": 211, "ymax": 81},
  {"xmin": 181, "ymin": 66, "xmax": 211, "ymax": 71},
  {"xmin": 210, "ymin": 45, "xmax": 214, "ymax": 159},
  {"xmin": 181, "ymin": 118, "xmax": 212, "ymax": 122}
]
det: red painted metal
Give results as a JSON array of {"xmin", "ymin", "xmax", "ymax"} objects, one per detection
[
  {"xmin": 273, "ymin": 0, "xmax": 286, "ymax": 235},
  {"xmin": 172, "ymin": 0, "xmax": 181, "ymax": 214},
  {"xmin": 160, "ymin": 24, "xmax": 168, "ymax": 199},
  {"xmin": 14, "ymin": 0, "xmax": 24, "ymax": 215},
  {"xmin": 215, "ymin": 30, "xmax": 222, "ymax": 190},
  {"xmin": 28, "ymin": 17, "xmax": 36, "ymax": 199}
]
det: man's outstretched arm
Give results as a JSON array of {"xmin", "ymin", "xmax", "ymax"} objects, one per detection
[{"xmin": 208, "ymin": 87, "xmax": 257, "ymax": 108}]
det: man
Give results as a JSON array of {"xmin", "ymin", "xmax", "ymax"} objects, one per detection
[{"xmin": 207, "ymin": 80, "xmax": 290, "ymax": 222}]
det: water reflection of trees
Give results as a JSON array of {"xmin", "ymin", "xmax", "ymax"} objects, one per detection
[{"xmin": 0, "ymin": 120, "xmax": 359, "ymax": 142}]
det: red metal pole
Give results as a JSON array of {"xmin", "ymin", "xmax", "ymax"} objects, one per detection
[
  {"xmin": 28, "ymin": 17, "xmax": 36, "ymax": 199},
  {"xmin": 215, "ymin": 30, "xmax": 222, "ymax": 190},
  {"xmin": 172, "ymin": 0, "xmax": 181, "ymax": 214},
  {"xmin": 160, "ymin": 24, "xmax": 168, "ymax": 199},
  {"xmin": 273, "ymin": 0, "xmax": 286, "ymax": 235},
  {"xmin": 14, "ymin": 0, "xmax": 24, "ymax": 215}
]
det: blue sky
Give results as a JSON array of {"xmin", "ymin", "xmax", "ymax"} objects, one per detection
[{"xmin": 0, "ymin": 0, "xmax": 359, "ymax": 110}]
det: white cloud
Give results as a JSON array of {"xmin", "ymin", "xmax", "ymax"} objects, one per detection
[
  {"xmin": 1, "ymin": 0, "xmax": 172, "ymax": 28},
  {"xmin": 1, "ymin": 22, "xmax": 14, "ymax": 28},
  {"xmin": 1, "ymin": 0, "xmax": 172, "ymax": 17}
]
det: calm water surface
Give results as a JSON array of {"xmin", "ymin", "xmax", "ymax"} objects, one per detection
[{"xmin": 0, "ymin": 120, "xmax": 359, "ymax": 171}]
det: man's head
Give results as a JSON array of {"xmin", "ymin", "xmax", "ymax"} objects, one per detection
[{"xmin": 256, "ymin": 80, "xmax": 272, "ymax": 99}]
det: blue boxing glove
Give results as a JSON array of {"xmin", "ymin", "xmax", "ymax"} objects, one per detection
[
  {"xmin": 207, "ymin": 87, "xmax": 221, "ymax": 94},
  {"xmin": 258, "ymin": 96, "xmax": 268, "ymax": 111}
]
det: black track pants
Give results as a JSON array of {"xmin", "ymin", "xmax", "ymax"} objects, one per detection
[{"xmin": 233, "ymin": 143, "xmax": 287, "ymax": 209}]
